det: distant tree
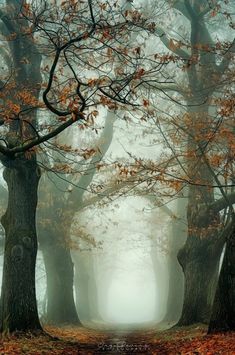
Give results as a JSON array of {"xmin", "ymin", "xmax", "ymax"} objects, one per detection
[{"xmin": 38, "ymin": 110, "xmax": 116, "ymax": 325}]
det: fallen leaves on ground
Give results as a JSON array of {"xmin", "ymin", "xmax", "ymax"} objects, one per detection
[{"xmin": 0, "ymin": 324, "xmax": 234, "ymax": 354}]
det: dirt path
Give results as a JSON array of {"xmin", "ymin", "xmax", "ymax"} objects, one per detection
[{"xmin": 0, "ymin": 323, "xmax": 235, "ymax": 354}]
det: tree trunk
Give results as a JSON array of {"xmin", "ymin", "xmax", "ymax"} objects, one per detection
[
  {"xmin": 74, "ymin": 262, "xmax": 91, "ymax": 321},
  {"xmin": 38, "ymin": 176, "xmax": 80, "ymax": 326},
  {"xmin": 74, "ymin": 251, "xmax": 100, "ymax": 322},
  {"xmin": 87, "ymin": 254, "xmax": 101, "ymax": 322},
  {"xmin": 208, "ymin": 227, "xmax": 235, "ymax": 333},
  {"xmin": 0, "ymin": 158, "xmax": 42, "ymax": 333},
  {"xmin": 41, "ymin": 237, "xmax": 80, "ymax": 325},
  {"xmin": 177, "ymin": 182, "xmax": 223, "ymax": 326},
  {"xmin": 177, "ymin": 234, "xmax": 222, "ymax": 325},
  {"xmin": 76, "ymin": 278, "xmax": 90, "ymax": 321},
  {"xmin": 164, "ymin": 253, "xmax": 184, "ymax": 323},
  {"xmin": 163, "ymin": 198, "xmax": 187, "ymax": 323},
  {"xmin": 176, "ymin": 103, "xmax": 222, "ymax": 326}
]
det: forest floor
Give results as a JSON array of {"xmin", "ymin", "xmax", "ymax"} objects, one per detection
[{"xmin": 0, "ymin": 323, "xmax": 234, "ymax": 354}]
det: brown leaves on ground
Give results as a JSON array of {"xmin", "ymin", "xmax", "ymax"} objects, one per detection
[
  {"xmin": 0, "ymin": 324, "xmax": 234, "ymax": 354},
  {"xmin": 136, "ymin": 324, "xmax": 235, "ymax": 354}
]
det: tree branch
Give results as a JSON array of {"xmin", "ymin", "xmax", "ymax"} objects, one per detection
[
  {"xmin": 0, "ymin": 112, "xmax": 85, "ymax": 157},
  {"xmin": 155, "ymin": 27, "xmax": 190, "ymax": 59},
  {"xmin": 208, "ymin": 192, "xmax": 235, "ymax": 215},
  {"xmin": 68, "ymin": 110, "xmax": 116, "ymax": 206},
  {"xmin": 216, "ymin": 39, "xmax": 235, "ymax": 75}
]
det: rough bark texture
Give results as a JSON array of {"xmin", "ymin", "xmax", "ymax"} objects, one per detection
[
  {"xmin": 208, "ymin": 227, "xmax": 235, "ymax": 333},
  {"xmin": 178, "ymin": 236, "xmax": 221, "ymax": 325},
  {"xmin": 177, "ymin": 177, "xmax": 222, "ymax": 325},
  {"xmin": 176, "ymin": 98, "xmax": 224, "ymax": 326},
  {"xmin": 165, "ymin": 0, "xmax": 232, "ymax": 326},
  {"xmin": 0, "ymin": 158, "xmax": 42, "ymax": 332}
]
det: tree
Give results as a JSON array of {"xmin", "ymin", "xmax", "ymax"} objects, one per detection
[
  {"xmin": 133, "ymin": 0, "xmax": 235, "ymax": 325},
  {"xmin": 38, "ymin": 110, "xmax": 116, "ymax": 324},
  {"xmin": 207, "ymin": 88, "xmax": 235, "ymax": 333},
  {"xmin": 0, "ymin": 0, "xmax": 163, "ymax": 332}
]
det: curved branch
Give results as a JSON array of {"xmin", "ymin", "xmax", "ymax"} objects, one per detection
[
  {"xmin": 155, "ymin": 27, "xmax": 190, "ymax": 60},
  {"xmin": 0, "ymin": 112, "xmax": 85, "ymax": 157}
]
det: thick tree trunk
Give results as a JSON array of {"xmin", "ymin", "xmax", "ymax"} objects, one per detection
[
  {"xmin": 176, "ymin": 103, "xmax": 222, "ymax": 326},
  {"xmin": 177, "ymin": 185, "xmax": 223, "ymax": 326},
  {"xmin": 208, "ymin": 227, "xmax": 235, "ymax": 333},
  {"xmin": 0, "ymin": 159, "xmax": 42, "ymax": 333},
  {"xmin": 38, "ymin": 176, "xmax": 80, "ymax": 326},
  {"xmin": 41, "ymin": 235, "xmax": 80, "ymax": 325},
  {"xmin": 177, "ymin": 235, "xmax": 222, "ymax": 325}
]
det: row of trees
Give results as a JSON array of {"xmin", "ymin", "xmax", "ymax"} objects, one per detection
[
  {"xmin": 0, "ymin": 0, "xmax": 233, "ymax": 335},
  {"xmin": 135, "ymin": 0, "xmax": 235, "ymax": 332},
  {"xmin": 0, "ymin": 0, "xmax": 160, "ymax": 332}
]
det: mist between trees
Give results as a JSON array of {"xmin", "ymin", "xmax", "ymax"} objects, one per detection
[{"xmin": 0, "ymin": 0, "xmax": 233, "ymax": 339}]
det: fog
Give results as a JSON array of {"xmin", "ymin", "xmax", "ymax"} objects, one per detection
[
  {"xmin": 0, "ymin": 0, "xmax": 233, "ymax": 346},
  {"xmin": 32, "ymin": 195, "xmax": 172, "ymax": 327}
]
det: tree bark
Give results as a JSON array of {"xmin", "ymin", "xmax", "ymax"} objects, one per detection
[
  {"xmin": 177, "ymin": 234, "xmax": 222, "ymax": 325},
  {"xmin": 176, "ymin": 100, "xmax": 223, "ymax": 326},
  {"xmin": 208, "ymin": 226, "xmax": 235, "ymax": 333},
  {"xmin": 0, "ymin": 158, "xmax": 42, "ymax": 332}
]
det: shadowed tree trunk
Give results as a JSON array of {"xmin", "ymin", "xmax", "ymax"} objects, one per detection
[
  {"xmin": 38, "ymin": 184, "xmax": 80, "ymax": 325},
  {"xmin": 0, "ymin": 158, "xmax": 42, "ymax": 332},
  {"xmin": 151, "ymin": 0, "xmax": 233, "ymax": 326},
  {"xmin": 0, "ymin": 0, "xmax": 42, "ymax": 333},
  {"xmin": 208, "ymin": 224, "xmax": 235, "ymax": 333},
  {"xmin": 178, "ymin": 238, "xmax": 221, "ymax": 325},
  {"xmin": 177, "ymin": 102, "xmax": 223, "ymax": 325},
  {"xmin": 177, "ymin": 183, "xmax": 222, "ymax": 325}
]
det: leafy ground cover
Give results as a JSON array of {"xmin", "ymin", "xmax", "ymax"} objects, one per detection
[{"xmin": 0, "ymin": 324, "xmax": 234, "ymax": 354}]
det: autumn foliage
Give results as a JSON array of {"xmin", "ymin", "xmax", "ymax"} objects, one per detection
[{"xmin": 0, "ymin": 325, "xmax": 234, "ymax": 354}]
